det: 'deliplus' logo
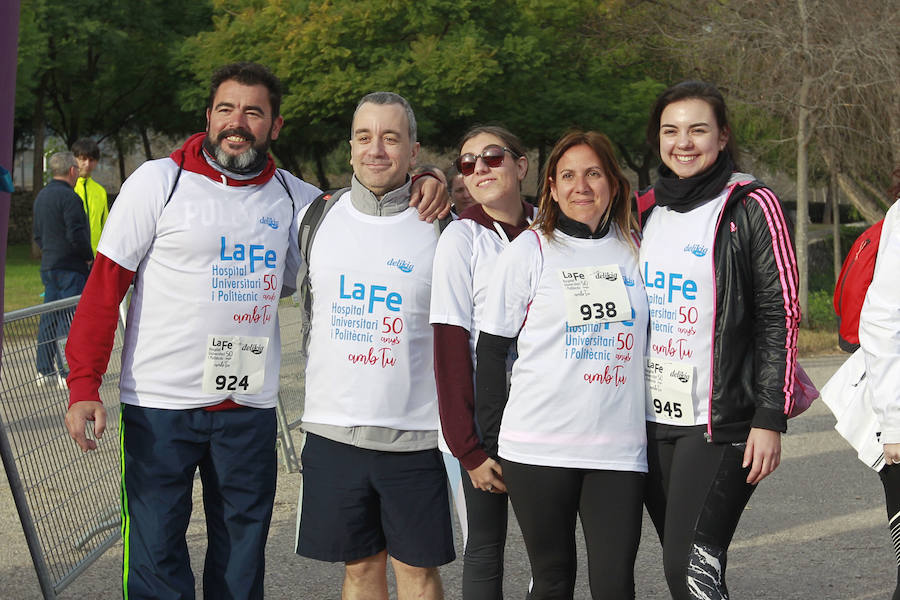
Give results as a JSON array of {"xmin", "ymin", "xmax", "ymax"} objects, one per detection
[
  {"xmin": 669, "ymin": 368, "xmax": 691, "ymax": 383},
  {"xmin": 387, "ymin": 258, "xmax": 414, "ymax": 273},
  {"xmin": 683, "ymin": 243, "xmax": 708, "ymax": 257},
  {"xmin": 594, "ymin": 269, "xmax": 618, "ymax": 282},
  {"xmin": 241, "ymin": 342, "xmax": 265, "ymax": 355},
  {"xmin": 259, "ymin": 216, "xmax": 279, "ymax": 230}
]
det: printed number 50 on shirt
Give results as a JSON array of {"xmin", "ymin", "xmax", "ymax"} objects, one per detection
[{"xmin": 558, "ymin": 264, "xmax": 632, "ymax": 325}]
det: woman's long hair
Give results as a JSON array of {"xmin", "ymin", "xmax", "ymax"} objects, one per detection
[{"xmin": 533, "ymin": 130, "xmax": 637, "ymax": 249}]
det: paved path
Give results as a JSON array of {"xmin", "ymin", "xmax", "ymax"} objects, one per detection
[{"xmin": 2, "ymin": 354, "xmax": 895, "ymax": 598}]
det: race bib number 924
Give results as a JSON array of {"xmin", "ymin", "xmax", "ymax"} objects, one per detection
[{"xmin": 202, "ymin": 335, "xmax": 269, "ymax": 395}]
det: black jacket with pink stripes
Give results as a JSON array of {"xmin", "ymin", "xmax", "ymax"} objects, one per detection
[{"xmin": 638, "ymin": 178, "xmax": 801, "ymax": 442}]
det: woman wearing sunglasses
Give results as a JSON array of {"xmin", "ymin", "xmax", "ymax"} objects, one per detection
[
  {"xmin": 639, "ymin": 81, "xmax": 799, "ymax": 599},
  {"xmin": 474, "ymin": 131, "xmax": 648, "ymax": 599},
  {"xmin": 430, "ymin": 125, "xmax": 535, "ymax": 599}
]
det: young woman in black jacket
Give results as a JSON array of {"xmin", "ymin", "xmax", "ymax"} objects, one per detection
[{"xmin": 639, "ymin": 81, "xmax": 800, "ymax": 600}]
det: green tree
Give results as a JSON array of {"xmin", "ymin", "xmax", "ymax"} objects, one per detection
[
  {"xmin": 15, "ymin": 0, "xmax": 213, "ymax": 188},
  {"xmin": 641, "ymin": 0, "xmax": 898, "ymax": 326},
  {"xmin": 181, "ymin": 0, "xmax": 667, "ymax": 188}
]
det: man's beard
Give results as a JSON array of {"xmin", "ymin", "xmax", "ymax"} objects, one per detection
[{"xmin": 203, "ymin": 127, "xmax": 271, "ymax": 174}]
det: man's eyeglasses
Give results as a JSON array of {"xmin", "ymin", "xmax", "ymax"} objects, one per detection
[{"xmin": 455, "ymin": 145, "xmax": 519, "ymax": 176}]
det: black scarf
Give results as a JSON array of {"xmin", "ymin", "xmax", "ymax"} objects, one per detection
[
  {"xmin": 653, "ymin": 152, "xmax": 734, "ymax": 212},
  {"xmin": 556, "ymin": 211, "xmax": 611, "ymax": 239}
]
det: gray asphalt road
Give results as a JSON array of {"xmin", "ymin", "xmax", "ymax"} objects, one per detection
[{"xmin": 2, "ymin": 354, "xmax": 895, "ymax": 599}]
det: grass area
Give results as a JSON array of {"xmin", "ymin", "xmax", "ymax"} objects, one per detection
[
  {"xmin": 3, "ymin": 244, "xmax": 44, "ymax": 313},
  {"xmin": 798, "ymin": 328, "xmax": 841, "ymax": 357}
]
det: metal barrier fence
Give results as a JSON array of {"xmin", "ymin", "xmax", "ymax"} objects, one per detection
[
  {"xmin": 0, "ymin": 296, "xmax": 308, "ymax": 599},
  {"xmin": 274, "ymin": 300, "xmax": 306, "ymax": 472},
  {"xmin": 0, "ymin": 296, "xmax": 125, "ymax": 598}
]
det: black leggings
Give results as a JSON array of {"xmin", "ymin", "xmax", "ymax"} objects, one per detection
[
  {"xmin": 880, "ymin": 463, "xmax": 900, "ymax": 600},
  {"xmin": 501, "ymin": 459, "xmax": 644, "ymax": 600},
  {"xmin": 459, "ymin": 461, "xmax": 511, "ymax": 599},
  {"xmin": 644, "ymin": 422, "xmax": 756, "ymax": 600}
]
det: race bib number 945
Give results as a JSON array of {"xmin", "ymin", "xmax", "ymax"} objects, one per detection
[
  {"xmin": 644, "ymin": 357, "xmax": 696, "ymax": 426},
  {"xmin": 559, "ymin": 264, "xmax": 632, "ymax": 325},
  {"xmin": 202, "ymin": 335, "xmax": 269, "ymax": 395}
]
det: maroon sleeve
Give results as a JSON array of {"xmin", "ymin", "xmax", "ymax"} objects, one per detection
[
  {"xmin": 433, "ymin": 323, "xmax": 490, "ymax": 471},
  {"xmin": 66, "ymin": 253, "xmax": 135, "ymax": 407}
]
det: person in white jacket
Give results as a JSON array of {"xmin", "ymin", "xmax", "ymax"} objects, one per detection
[{"xmin": 859, "ymin": 165, "xmax": 900, "ymax": 600}]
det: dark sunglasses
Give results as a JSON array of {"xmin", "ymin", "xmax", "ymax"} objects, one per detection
[{"xmin": 455, "ymin": 145, "xmax": 519, "ymax": 176}]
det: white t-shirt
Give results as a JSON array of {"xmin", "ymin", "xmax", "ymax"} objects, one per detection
[
  {"xmin": 430, "ymin": 218, "xmax": 518, "ymax": 453},
  {"xmin": 640, "ymin": 191, "xmax": 727, "ymax": 426},
  {"xmin": 480, "ymin": 227, "xmax": 648, "ymax": 471},
  {"xmin": 430, "ymin": 219, "xmax": 512, "ymax": 357},
  {"xmin": 98, "ymin": 159, "xmax": 320, "ymax": 409},
  {"xmin": 301, "ymin": 194, "xmax": 439, "ymax": 431}
]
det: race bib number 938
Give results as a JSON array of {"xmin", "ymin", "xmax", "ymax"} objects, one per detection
[{"xmin": 559, "ymin": 264, "xmax": 632, "ymax": 325}]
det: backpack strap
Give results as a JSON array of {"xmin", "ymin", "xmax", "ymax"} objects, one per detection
[
  {"xmin": 136, "ymin": 154, "xmax": 186, "ymax": 289},
  {"xmin": 300, "ymin": 188, "xmax": 347, "ymax": 266},
  {"xmin": 164, "ymin": 157, "xmax": 294, "ymax": 214},
  {"xmin": 434, "ymin": 212, "xmax": 453, "ymax": 236},
  {"xmin": 165, "ymin": 153, "xmax": 186, "ymax": 207},
  {"xmin": 297, "ymin": 188, "xmax": 448, "ymax": 354},
  {"xmin": 273, "ymin": 169, "xmax": 295, "ymax": 215},
  {"xmin": 297, "ymin": 187, "xmax": 349, "ymax": 355}
]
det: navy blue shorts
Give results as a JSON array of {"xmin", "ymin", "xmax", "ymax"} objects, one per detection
[{"xmin": 295, "ymin": 433, "xmax": 455, "ymax": 567}]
